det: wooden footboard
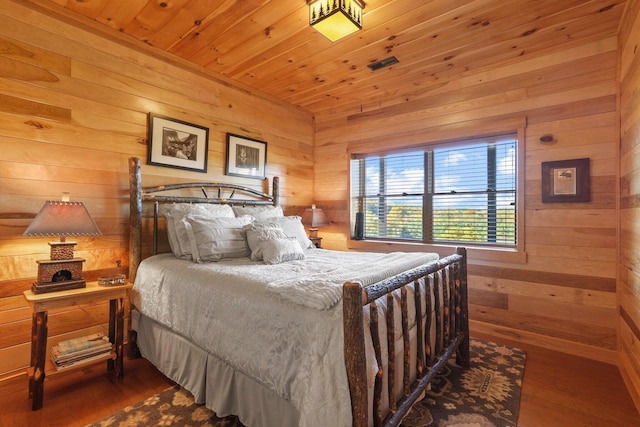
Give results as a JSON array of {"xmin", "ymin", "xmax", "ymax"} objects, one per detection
[{"xmin": 343, "ymin": 247, "xmax": 469, "ymax": 427}]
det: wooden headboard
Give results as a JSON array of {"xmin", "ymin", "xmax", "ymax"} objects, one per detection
[{"xmin": 128, "ymin": 157, "xmax": 280, "ymax": 281}]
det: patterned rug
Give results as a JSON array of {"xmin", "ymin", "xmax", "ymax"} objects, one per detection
[
  {"xmin": 86, "ymin": 338, "xmax": 525, "ymax": 427},
  {"xmin": 400, "ymin": 338, "xmax": 526, "ymax": 427}
]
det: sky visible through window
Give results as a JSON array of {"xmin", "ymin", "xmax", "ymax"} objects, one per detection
[{"xmin": 363, "ymin": 138, "xmax": 516, "ymax": 209}]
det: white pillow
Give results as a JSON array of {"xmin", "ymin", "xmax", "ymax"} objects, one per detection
[
  {"xmin": 261, "ymin": 238, "xmax": 305, "ymax": 265},
  {"xmin": 200, "ymin": 204, "xmax": 235, "ymax": 217},
  {"xmin": 254, "ymin": 216, "xmax": 314, "ymax": 250},
  {"xmin": 243, "ymin": 223, "xmax": 289, "ymax": 261},
  {"xmin": 161, "ymin": 204, "xmax": 235, "ymax": 258},
  {"xmin": 232, "ymin": 205, "xmax": 283, "ymax": 220},
  {"xmin": 182, "ymin": 215, "xmax": 253, "ymax": 262}
]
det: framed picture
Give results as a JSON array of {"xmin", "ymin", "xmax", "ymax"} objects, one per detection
[
  {"xmin": 225, "ymin": 133, "xmax": 267, "ymax": 179},
  {"xmin": 541, "ymin": 158, "xmax": 590, "ymax": 203},
  {"xmin": 147, "ymin": 113, "xmax": 209, "ymax": 173}
]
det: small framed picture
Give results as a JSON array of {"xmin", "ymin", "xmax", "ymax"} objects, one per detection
[
  {"xmin": 147, "ymin": 113, "xmax": 209, "ymax": 173},
  {"xmin": 225, "ymin": 133, "xmax": 267, "ymax": 179},
  {"xmin": 541, "ymin": 158, "xmax": 590, "ymax": 203}
]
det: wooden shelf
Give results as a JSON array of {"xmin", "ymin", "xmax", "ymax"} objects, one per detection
[
  {"xmin": 23, "ymin": 281, "xmax": 130, "ymax": 410},
  {"xmin": 47, "ymin": 350, "xmax": 116, "ymax": 378}
]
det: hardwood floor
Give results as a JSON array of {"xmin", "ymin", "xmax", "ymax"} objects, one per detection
[
  {"xmin": 0, "ymin": 356, "xmax": 174, "ymax": 427},
  {"xmin": 0, "ymin": 336, "xmax": 638, "ymax": 427},
  {"xmin": 473, "ymin": 333, "xmax": 639, "ymax": 427}
]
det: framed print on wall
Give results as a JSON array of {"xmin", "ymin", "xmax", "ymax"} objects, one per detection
[
  {"xmin": 541, "ymin": 158, "xmax": 590, "ymax": 203},
  {"xmin": 225, "ymin": 133, "xmax": 267, "ymax": 179},
  {"xmin": 147, "ymin": 113, "xmax": 209, "ymax": 173}
]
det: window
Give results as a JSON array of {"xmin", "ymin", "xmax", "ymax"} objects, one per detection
[{"xmin": 351, "ymin": 134, "xmax": 518, "ymax": 247}]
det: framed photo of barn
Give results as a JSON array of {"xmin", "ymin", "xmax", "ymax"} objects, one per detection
[
  {"xmin": 225, "ymin": 133, "xmax": 267, "ymax": 179},
  {"xmin": 147, "ymin": 113, "xmax": 209, "ymax": 173},
  {"xmin": 541, "ymin": 158, "xmax": 590, "ymax": 203}
]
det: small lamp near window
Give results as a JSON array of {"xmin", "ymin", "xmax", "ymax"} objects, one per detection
[
  {"xmin": 301, "ymin": 204, "xmax": 329, "ymax": 238},
  {"xmin": 23, "ymin": 193, "xmax": 101, "ymax": 294}
]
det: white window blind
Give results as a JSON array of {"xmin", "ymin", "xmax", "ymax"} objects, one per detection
[{"xmin": 351, "ymin": 135, "xmax": 517, "ymax": 246}]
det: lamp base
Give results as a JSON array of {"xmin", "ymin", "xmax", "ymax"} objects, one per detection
[
  {"xmin": 32, "ymin": 279, "xmax": 86, "ymax": 294},
  {"xmin": 34, "ymin": 256, "xmax": 86, "ymax": 294}
]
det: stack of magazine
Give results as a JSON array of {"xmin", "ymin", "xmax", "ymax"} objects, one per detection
[{"xmin": 51, "ymin": 332, "xmax": 112, "ymax": 371}]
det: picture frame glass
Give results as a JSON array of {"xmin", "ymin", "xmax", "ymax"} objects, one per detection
[
  {"xmin": 226, "ymin": 133, "xmax": 267, "ymax": 179},
  {"xmin": 552, "ymin": 167, "xmax": 577, "ymax": 196},
  {"xmin": 148, "ymin": 114, "xmax": 209, "ymax": 173}
]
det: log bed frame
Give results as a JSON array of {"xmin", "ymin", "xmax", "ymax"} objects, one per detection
[{"xmin": 127, "ymin": 157, "xmax": 470, "ymax": 427}]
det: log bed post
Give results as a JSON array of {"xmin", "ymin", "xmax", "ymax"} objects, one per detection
[
  {"xmin": 127, "ymin": 157, "xmax": 143, "ymax": 359},
  {"xmin": 272, "ymin": 176, "xmax": 280, "ymax": 207},
  {"xmin": 343, "ymin": 281, "xmax": 368, "ymax": 427},
  {"xmin": 456, "ymin": 246, "xmax": 470, "ymax": 367},
  {"xmin": 128, "ymin": 157, "xmax": 142, "ymax": 283}
]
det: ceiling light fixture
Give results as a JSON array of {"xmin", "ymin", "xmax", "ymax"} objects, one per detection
[{"xmin": 308, "ymin": 0, "xmax": 364, "ymax": 42}]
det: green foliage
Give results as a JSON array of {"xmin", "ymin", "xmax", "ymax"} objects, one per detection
[{"xmin": 363, "ymin": 204, "xmax": 515, "ymax": 244}]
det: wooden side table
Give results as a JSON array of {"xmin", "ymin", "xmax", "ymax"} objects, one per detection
[
  {"xmin": 23, "ymin": 281, "xmax": 132, "ymax": 410},
  {"xmin": 309, "ymin": 237, "xmax": 322, "ymax": 248}
]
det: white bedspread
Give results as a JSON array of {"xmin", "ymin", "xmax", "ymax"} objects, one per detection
[
  {"xmin": 133, "ymin": 249, "xmax": 438, "ymax": 427},
  {"xmin": 267, "ymin": 251, "xmax": 439, "ymax": 310}
]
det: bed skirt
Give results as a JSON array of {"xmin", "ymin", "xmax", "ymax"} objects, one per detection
[{"xmin": 132, "ymin": 310, "xmax": 300, "ymax": 427}]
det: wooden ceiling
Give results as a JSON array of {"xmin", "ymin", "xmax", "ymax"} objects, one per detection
[{"xmin": 40, "ymin": 0, "xmax": 626, "ymax": 115}]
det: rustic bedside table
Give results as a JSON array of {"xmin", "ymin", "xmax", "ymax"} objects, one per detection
[
  {"xmin": 23, "ymin": 280, "xmax": 132, "ymax": 410},
  {"xmin": 309, "ymin": 237, "xmax": 322, "ymax": 248}
]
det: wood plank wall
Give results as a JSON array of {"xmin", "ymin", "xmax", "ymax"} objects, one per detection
[
  {"xmin": 0, "ymin": 1, "xmax": 636, "ymax": 410},
  {"xmin": 0, "ymin": 1, "xmax": 313, "ymax": 379},
  {"xmin": 314, "ymin": 35, "xmax": 621, "ymax": 362},
  {"xmin": 619, "ymin": 0, "xmax": 640, "ymax": 411}
]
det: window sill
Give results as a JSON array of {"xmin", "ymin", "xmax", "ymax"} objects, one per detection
[{"xmin": 347, "ymin": 240, "xmax": 527, "ymax": 264}]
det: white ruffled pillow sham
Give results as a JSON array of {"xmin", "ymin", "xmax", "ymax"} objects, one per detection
[
  {"xmin": 161, "ymin": 204, "xmax": 235, "ymax": 259},
  {"xmin": 232, "ymin": 205, "xmax": 284, "ymax": 220},
  {"xmin": 182, "ymin": 215, "xmax": 253, "ymax": 262}
]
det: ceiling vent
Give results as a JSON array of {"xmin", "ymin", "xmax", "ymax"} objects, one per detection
[{"xmin": 367, "ymin": 56, "xmax": 399, "ymax": 71}]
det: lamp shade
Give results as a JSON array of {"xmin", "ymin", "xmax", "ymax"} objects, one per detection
[
  {"xmin": 308, "ymin": 0, "xmax": 364, "ymax": 42},
  {"xmin": 23, "ymin": 201, "xmax": 101, "ymax": 238},
  {"xmin": 302, "ymin": 206, "xmax": 329, "ymax": 228}
]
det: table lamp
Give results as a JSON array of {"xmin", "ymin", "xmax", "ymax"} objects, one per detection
[
  {"xmin": 23, "ymin": 193, "xmax": 101, "ymax": 294},
  {"xmin": 301, "ymin": 204, "xmax": 329, "ymax": 238}
]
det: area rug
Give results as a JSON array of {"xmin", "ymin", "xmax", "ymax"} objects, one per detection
[
  {"xmin": 86, "ymin": 338, "xmax": 525, "ymax": 427},
  {"xmin": 400, "ymin": 338, "xmax": 526, "ymax": 427}
]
